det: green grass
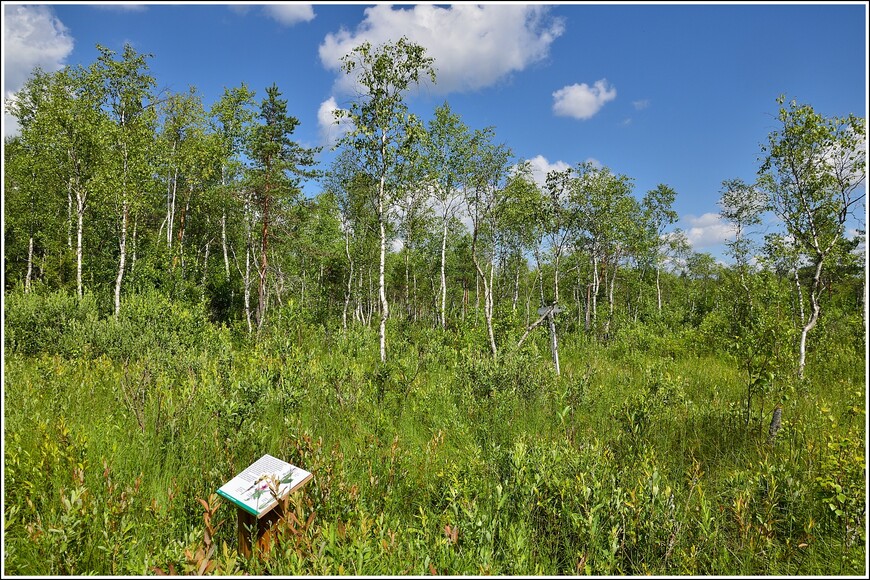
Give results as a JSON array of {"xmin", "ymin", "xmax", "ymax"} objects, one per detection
[{"xmin": 3, "ymin": 299, "xmax": 866, "ymax": 575}]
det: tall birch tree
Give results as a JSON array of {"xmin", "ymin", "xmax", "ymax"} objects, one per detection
[
  {"xmin": 758, "ymin": 96, "xmax": 866, "ymax": 378},
  {"xmin": 91, "ymin": 44, "xmax": 157, "ymax": 317},
  {"xmin": 335, "ymin": 37, "xmax": 435, "ymax": 362}
]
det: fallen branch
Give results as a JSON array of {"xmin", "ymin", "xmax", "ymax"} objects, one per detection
[{"xmin": 516, "ymin": 306, "xmax": 553, "ymax": 349}]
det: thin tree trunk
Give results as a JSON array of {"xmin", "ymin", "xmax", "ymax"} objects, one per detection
[
  {"xmin": 343, "ymin": 231, "xmax": 353, "ymax": 331},
  {"xmin": 798, "ymin": 259, "xmax": 824, "ymax": 378},
  {"xmin": 168, "ymin": 166, "xmax": 178, "ymax": 249},
  {"xmin": 243, "ymin": 195, "xmax": 253, "ymax": 333},
  {"xmin": 554, "ymin": 252, "xmax": 561, "ymax": 305},
  {"xmin": 369, "ymin": 263, "xmax": 375, "ymax": 328},
  {"xmin": 67, "ymin": 179, "xmax": 73, "ymax": 250},
  {"xmin": 608, "ymin": 264, "xmax": 616, "ymax": 317},
  {"xmin": 201, "ymin": 240, "xmax": 210, "ymax": 301},
  {"xmin": 512, "ymin": 263, "xmax": 521, "ymax": 313},
  {"xmin": 486, "ymin": 260, "xmax": 497, "ymax": 357},
  {"xmin": 25, "ymin": 236, "xmax": 34, "ymax": 293},
  {"xmin": 76, "ymin": 193, "xmax": 85, "ymax": 298},
  {"xmin": 591, "ymin": 252, "xmax": 600, "ymax": 328},
  {"xmin": 404, "ymin": 245, "xmax": 411, "ymax": 318},
  {"xmin": 794, "ymin": 267, "xmax": 806, "ymax": 327},
  {"xmin": 471, "ymin": 239, "xmax": 497, "ymax": 357},
  {"xmin": 131, "ymin": 217, "xmax": 138, "ymax": 276},
  {"xmin": 440, "ymin": 218, "xmax": 448, "ymax": 329},
  {"xmin": 378, "ymin": 198, "xmax": 388, "ymax": 362},
  {"xmin": 548, "ymin": 310, "xmax": 560, "ymax": 376},
  {"xmin": 222, "ymin": 211, "xmax": 231, "ymax": 280},
  {"xmin": 114, "ymin": 199, "xmax": 128, "ymax": 317},
  {"xmin": 656, "ymin": 264, "xmax": 662, "ymax": 313},
  {"xmin": 257, "ymin": 181, "xmax": 270, "ymax": 330},
  {"xmin": 413, "ymin": 271, "xmax": 418, "ymax": 323},
  {"xmin": 377, "ymin": 130, "xmax": 389, "ymax": 362}
]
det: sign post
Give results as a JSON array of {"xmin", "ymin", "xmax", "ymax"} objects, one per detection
[
  {"xmin": 537, "ymin": 304, "xmax": 563, "ymax": 376},
  {"xmin": 216, "ymin": 454, "xmax": 313, "ymax": 558}
]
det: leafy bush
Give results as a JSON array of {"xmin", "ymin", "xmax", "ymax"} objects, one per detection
[{"xmin": 4, "ymin": 289, "xmax": 99, "ymax": 355}]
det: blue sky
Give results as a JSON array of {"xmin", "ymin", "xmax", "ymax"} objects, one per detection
[{"xmin": 3, "ymin": 2, "xmax": 867, "ymax": 261}]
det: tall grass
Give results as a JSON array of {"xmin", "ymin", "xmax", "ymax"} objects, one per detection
[{"xmin": 3, "ymin": 290, "xmax": 865, "ymax": 575}]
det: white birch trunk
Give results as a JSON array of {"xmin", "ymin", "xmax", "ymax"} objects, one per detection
[
  {"xmin": 76, "ymin": 194, "xmax": 85, "ymax": 299},
  {"xmin": 798, "ymin": 259, "xmax": 824, "ymax": 379},
  {"xmin": 67, "ymin": 179, "xmax": 73, "ymax": 250},
  {"xmin": 25, "ymin": 236, "xmax": 34, "ymax": 293},
  {"xmin": 114, "ymin": 199, "xmax": 128, "ymax": 317},
  {"xmin": 591, "ymin": 252, "xmax": 599, "ymax": 326},
  {"xmin": 243, "ymin": 194, "xmax": 253, "ymax": 333},
  {"xmin": 656, "ymin": 264, "xmax": 662, "ymax": 313},
  {"xmin": 343, "ymin": 229, "xmax": 353, "ymax": 331},
  {"xmin": 440, "ymin": 218, "xmax": 448, "ymax": 329},
  {"xmin": 548, "ymin": 311, "xmax": 560, "ymax": 376},
  {"xmin": 378, "ymin": 197, "xmax": 388, "ymax": 362},
  {"xmin": 131, "ymin": 217, "xmax": 137, "ymax": 275},
  {"xmin": 222, "ymin": 211, "xmax": 230, "ymax": 280}
]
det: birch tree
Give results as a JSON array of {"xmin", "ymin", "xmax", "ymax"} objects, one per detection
[
  {"xmin": 758, "ymin": 97, "xmax": 865, "ymax": 378},
  {"xmin": 641, "ymin": 184, "xmax": 678, "ymax": 314},
  {"xmin": 209, "ymin": 85, "xmax": 257, "ymax": 327},
  {"xmin": 6, "ymin": 66, "xmax": 104, "ymax": 298},
  {"xmin": 91, "ymin": 44, "xmax": 157, "ymax": 317},
  {"xmin": 464, "ymin": 127, "xmax": 512, "ymax": 357},
  {"xmin": 335, "ymin": 37, "xmax": 435, "ymax": 362},
  {"xmin": 423, "ymin": 103, "xmax": 471, "ymax": 328}
]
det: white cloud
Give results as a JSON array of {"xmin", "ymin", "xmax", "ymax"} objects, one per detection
[
  {"xmin": 527, "ymin": 154, "xmax": 570, "ymax": 187},
  {"xmin": 632, "ymin": 99, "xmax": 650, "ymax": 110},
  {"xmin": 263, "ymin": 5, "xmax": 315, "ymax": 26},
  {"xmin": 317, "ymin": 96, "xmax": 353, "ymax": 146},
  {"xmin": 620, "ymin": 118, "xmax": 632, "ymax": 127},
  {"xmin": 681, "ymin": 213, "xmax": 735, "ymax": 249},
  {"xmin": 319, "ymin": 4, "xmax": 564, "ymax": 95},
  {"xmin": 92, "ymin": 4, "xmax": 147, "ymax": 12},
  {"xmin": 584, "ymin": 157, "xmax": 602, "ymax": 169},
  {"xmin": 3, "ymin": 5, "xmax": 74, "ymax": 137},
  {"xmin": 552, "ymin": 79, "xmax": 617, "ymax": 120}
]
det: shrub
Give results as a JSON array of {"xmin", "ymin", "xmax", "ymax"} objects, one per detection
[{"xmin": 4, "ymin": 289, "xmax": 99, "ymax": 355}]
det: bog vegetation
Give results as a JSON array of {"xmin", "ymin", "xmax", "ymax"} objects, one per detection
[{"xmin": 3, "ymin": 39, "xmax": 866, "ymax": 575}]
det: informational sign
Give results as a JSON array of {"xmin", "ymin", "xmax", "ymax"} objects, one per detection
[
  {"xmin": 537, "ymin": 304, "xmax": 564, "ymax": 316},
  {"xmin": 217, "ymin": 454, "xmax": 313, "ymax": 518}
]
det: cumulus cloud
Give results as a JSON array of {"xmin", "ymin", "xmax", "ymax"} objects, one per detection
[
  {"xmin": 317, "ymin": 96, "xmax": 353, "ymax": 146},
  {"xmin": 92, "ymin": 4, "xmax": 147, "ymax": 11},
  {"xmin": 682, "ymin": 213, "xmax": 735, "ymax": 249},
  {"xmin": 319, "ymin": 4, "xmax": 564, "ymax": 95},
  {"xmin": 3, "ymin": 4, "xmax": 74, "ymax": 136},
  {"xmin": 526, "ymin": 154, "xmax": 570, "ymax": 187},
  {"xmin": 552, "ymin": 79, "xmax": 617, "ymax": 120},
  {"xmin": 584, "ymin": 157, "xmax": 602, "ymax": 169},
  {"xmin": 263, "ymin": 4, "xmax": 315, "ymax": 26}
]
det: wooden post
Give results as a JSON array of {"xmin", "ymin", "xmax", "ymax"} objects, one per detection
[
  {"xmin": 237, "ymin": 500, "xmax": 289, "ymax": 558},
  {"xmin": 217, "ymin": 454, "xmax": 313, "ymax": 561}
]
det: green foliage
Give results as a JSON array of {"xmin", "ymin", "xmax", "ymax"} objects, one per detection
[
  {"xmin": 4, "ymin": 300, "xmax": 864, "ymax": 575},
  {"xmin": 4, "ymin": 289, "xmax": 100, "ymax": 355}
]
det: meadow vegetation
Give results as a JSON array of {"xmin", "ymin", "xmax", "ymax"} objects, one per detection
[{"xmin": 3, "ymin": 286, "xmax": 865, "ymax": 575}]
